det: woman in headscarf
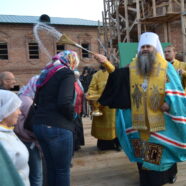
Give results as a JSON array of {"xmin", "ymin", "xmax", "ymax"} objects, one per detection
[
  {"xmin": 32, "ymin": 50, "xmax": 79, "ymax": 186},
  {"xmin": 73, "ymin": 70, "xmax": 85, "ymax": 151},
  {"xmin": 0, "ymin": 89, "xmax": 30, "ymax": 186},
  {"xmin": 14, "ymin": 75, "xmax": 43, "ymax": 186}
]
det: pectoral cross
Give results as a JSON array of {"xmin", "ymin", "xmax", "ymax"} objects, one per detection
[{"xmin": 142, "ymin": 78, "xmax": 148, "ymax": 92}]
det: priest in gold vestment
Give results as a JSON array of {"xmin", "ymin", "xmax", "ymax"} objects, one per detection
[
  {"xmin": 87, "ymin": 66, "xmax": 120, "ymax": 151},
  {"xmin": 164, "ymin": 45, "xmax": 186, "ymax": 90}
]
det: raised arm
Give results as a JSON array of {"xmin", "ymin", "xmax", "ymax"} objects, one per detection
[{"xmin": 94, "ymin": 54, "xmax": 115, "ymax": 73}]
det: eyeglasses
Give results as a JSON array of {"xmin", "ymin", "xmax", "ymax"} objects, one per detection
[{"xmin": 4, "ymin": 78, "xmax": 16, "ymax": 81}]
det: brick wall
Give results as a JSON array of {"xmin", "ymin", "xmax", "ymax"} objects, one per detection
[
  {"xmin": 0, "ymin": 24, "xmax": 100, "ymax": 86},
  {"xmin": 155, "ymin": 20, "xmax": 183, "ymax": 60}
]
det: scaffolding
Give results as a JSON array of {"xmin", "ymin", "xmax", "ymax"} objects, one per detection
[{"xmin": 100, "ymin": 0, "xmax": 186, "ymax": 63}]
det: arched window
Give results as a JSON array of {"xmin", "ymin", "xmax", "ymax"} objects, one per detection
[
  {"xmin": 0, "ymin": 42, "xmax": 8, "ymax": 60},
  {"xmin": 25, "ymin": 33, "xmax": 39, "ymax": 60},
  {"xmin": 77, "ymin": 33, "xmax": 92, "ymax": 59},
  {"xmin": 28, "ymin": 42, "xmax": 39, "ymax": 59},
  {"xmin": 0, "ymin": 32, "xmax": 9, "ymax": 60},
  {"xmin": 81, "ymin": 43, "xmax": 90, "ymax": 58}
]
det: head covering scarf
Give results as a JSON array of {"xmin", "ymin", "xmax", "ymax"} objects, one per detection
[
  {"xmin": 74, "ymin": 70, "xmax": 80, "ymax": 79},
  {"xmin": 36, "ymin": 50, "xmax": 79, "ymax": 89},
  {"xmin": 137, "ymin": 32, "xmax": 165, "ymax": 58},
  {"xmin": 18, "ymin": 75, "xmax": 39, "ymax": 99},
  {"xmin": 0, "ymin": 90, "xmax": 22, "ymax": 122}
]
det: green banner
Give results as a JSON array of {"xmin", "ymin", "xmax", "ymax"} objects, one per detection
[{"xmin": 118, "ymin": 42, "xmax": 171, "ymax": 68}]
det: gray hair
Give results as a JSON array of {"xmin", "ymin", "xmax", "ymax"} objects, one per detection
[
  {"xmin": 0, "ymin": 72, "xmax": 7, "ymax": 86},
  {"xmin": 0, "ymin": 71, "xmax": 15, "ymax": 87},
  {"xmin": 136, "ymin": 49, "xmax": 157, "ymax": 76}
]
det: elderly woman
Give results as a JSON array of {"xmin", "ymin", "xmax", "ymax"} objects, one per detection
[
  {"xmin": 0, "ymin": 90, "xmax": 30, "ymax": 186},
  {"xmin": 14, "ymin": 75, "xmax": 43, "ymax": 186},
  {"xmin": 32, "ymin": 50, "xmax": 79, "ymax": 186}
]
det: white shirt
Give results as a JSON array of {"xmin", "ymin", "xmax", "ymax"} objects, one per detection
[{"xmin": 0, "ymin": 126, "xmax": 30, "ymax": 186}]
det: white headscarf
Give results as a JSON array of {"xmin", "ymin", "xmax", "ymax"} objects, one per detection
[
  {"xmin": 137, "ymin": 32, "xmax": 165, "ymax": 58},
  {"xmin": 74, "ymin": 70, "xmax": 80, "ymax": 79},
  {"xmin": 0, "ymin": 90, "xmax": 22, "ymax": 122}
]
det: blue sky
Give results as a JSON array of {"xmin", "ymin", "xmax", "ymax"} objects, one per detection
[{"xmin": 0, "ymin": 0, "xmax": 104, "ymax": 21}]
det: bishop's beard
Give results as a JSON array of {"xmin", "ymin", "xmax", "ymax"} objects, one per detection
[{"xmin": 136, "ymin": 50, "xmax": 156, "ymax": 76}]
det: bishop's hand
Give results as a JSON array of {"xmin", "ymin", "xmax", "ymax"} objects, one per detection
[
  {"xmin": 94, "ymin": 54, "xmax": 108, "ymax": 64},
  {"xmin": 160, "ymin": 102, "xmax": 169, "ymax": 112}
]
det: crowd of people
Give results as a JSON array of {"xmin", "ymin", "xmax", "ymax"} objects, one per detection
[{"xmin": 1, "ymin": 31, "xmax": 186, "ymax": 186}]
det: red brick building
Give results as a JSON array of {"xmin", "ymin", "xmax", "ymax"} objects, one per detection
[{"xmin": 0, "ymin": 14, "xmax": 100, "ymax": 87}]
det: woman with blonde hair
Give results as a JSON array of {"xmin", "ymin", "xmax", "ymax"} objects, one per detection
[{"xmin": 32, "ymin": 50, "xmax": 79, "ymax": 186}]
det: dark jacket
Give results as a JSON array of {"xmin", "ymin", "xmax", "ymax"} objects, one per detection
[
  {"xmin": 32, "ymin": 68, "xmax": 76, "ymax": 131},
  {"xmin": 80, "ymin": 74, "xmax": 93, "ymax": 92}
]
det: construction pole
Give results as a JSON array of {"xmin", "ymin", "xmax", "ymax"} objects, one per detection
[
  {"xmin": 103, "ymin": 0, "xmax": 109, "ymax": 55},
  {"xmin": 108, "ymin": 1, "xmax": 114, "ymax": 59},
  {"xmin": 115, "ymin": 0, "xmax": 121, "ymax": 43},
  {"xmin": 181, "ymin": 0, "xmax": 186, "ymax": 61},
  {"xmin": 136, "ymin": 0, "xmax": 141, "ymax": 41},
  {"xmin": 162, "ymin": 4, "xmax": 168, "ymax": 42},
  {"xmin": 124, "ymin": 0, "xmax": 130, "ymax": 42},
  {"xmin": 152, "ymin": 0, "xmax": 156, "ymax": 17}
]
